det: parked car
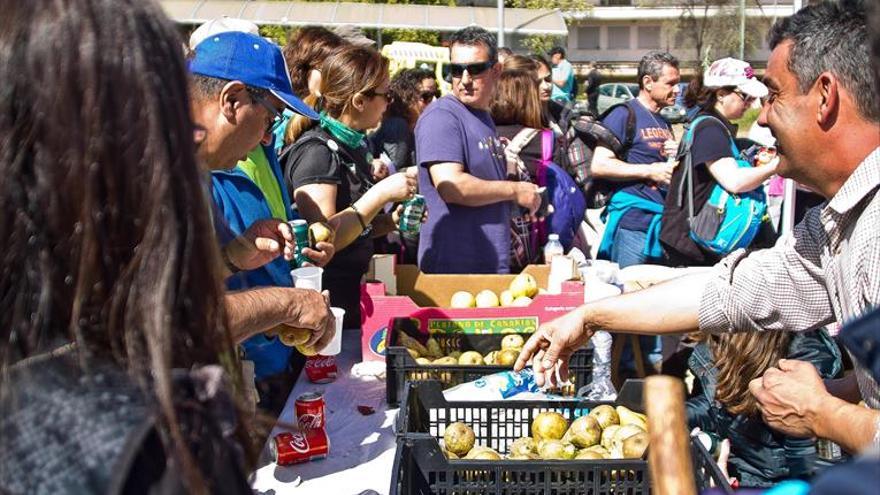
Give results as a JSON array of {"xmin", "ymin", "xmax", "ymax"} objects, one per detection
[
  {"xmin": 596, "ymin": 82, "xmax": 639, "ymax": 115},
  {"xmin": 596, "ymin": 82, "xmax": 688, "ymax": 123},
  {"xmin": 660, "ymin": 104, "xmax": 688, "ymax": 124}
]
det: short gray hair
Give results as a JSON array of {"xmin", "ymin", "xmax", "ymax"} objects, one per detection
[
  {"xmin": 768, "ymin": 0, "xmax": 878, "ymax": 123},
  {"xmin": 636, "ymin": 51, "xmax": 679, "ymax": 89}
]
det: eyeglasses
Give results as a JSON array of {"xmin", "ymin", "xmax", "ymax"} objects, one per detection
[
  {"xmin": 733, "ymin": 90, "xmax": 756, "ymax": 105},
  {"xmin": 449, "ymin": 61, "xmax": 494, "ymax": 79},
  {"xmin": 420, "ymin": 90, "xmax": 441, "ymax": 103},
  {"xmin": 247, "ymin": 88, "xmax": 285, "ymax": 134}
]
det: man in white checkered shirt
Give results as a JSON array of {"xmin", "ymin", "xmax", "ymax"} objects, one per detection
[{"xmin": 515, "ymin": 1, "xmax": 880, "ymax": 456}]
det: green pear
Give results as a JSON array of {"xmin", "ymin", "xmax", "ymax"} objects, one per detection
[
  {"xmin": 443, "ymin": 422, "xmax": 476, "ymax": 456},
  {"xmin": 531, "ymin": 411, "xmax": 569, "ymax": 442}
]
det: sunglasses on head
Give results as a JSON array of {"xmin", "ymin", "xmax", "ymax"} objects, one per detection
[
  {"xmin": 449, "ymin": 61, "xmax": 494, "ymax": 79},
  {"xmin": 420, "ymin": 90, "xmax": 441, "ymax": 102}
]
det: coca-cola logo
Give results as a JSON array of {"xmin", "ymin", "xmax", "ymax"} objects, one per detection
[
  {"xmin": 298, "ymin": 413, "xmax": 322, "ymax": 429},
  {"xmin": 287, "ymin": 432, "xmax": 310, "ymax": 453},
  {"xmin": 305, "ymin": 356, "xmax": 335, "ymax": 368}
]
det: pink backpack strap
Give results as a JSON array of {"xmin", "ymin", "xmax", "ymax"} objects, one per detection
[{"xmin": 540, "ymin": 129, "xmax": 554, "ymax": 164}]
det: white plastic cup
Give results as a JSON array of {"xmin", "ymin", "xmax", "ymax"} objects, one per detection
[
  {"xmin": 290, "ymin": 266, "xmax": 323, "ymax": 291},
  {"xmin": 321, "ymin": 307, "xmax": 345, "ymax": 355}
]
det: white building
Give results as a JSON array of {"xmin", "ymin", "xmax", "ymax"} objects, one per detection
[{"xmin": 564, "ymin": 0, "xmax": 799, "ymax": 77}]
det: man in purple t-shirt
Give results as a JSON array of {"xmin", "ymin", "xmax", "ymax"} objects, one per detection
[{"xmin": 415, "ymin": 26, "xmax": 541, "ymax": 274}]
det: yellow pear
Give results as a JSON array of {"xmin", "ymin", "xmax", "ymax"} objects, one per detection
[
  {"xmin": 458, "ymin": 351, "xmax": 484, "ymax": 365},
  {"xmin": 450, "ymin": 291, "xmax": 476, "ymax": 308},
  {"xmin": 484, "ymin": 351, "xmax": 498, "ymax": 365},
  {"xmin": 621, "ymin": 431, "xmax": 649, "ymax": 459},
  {"xmin": 616, "ymin": 406, "xmax": 648, "ymax": 430},
  {"xmin": 509, "ymin": 273, "xmax": 539, "ymax": 299},
  {"xmin": 531, "ymin": 411, "xmax": 569, "ymax": 442},
  {"xmin": 501, "ymin": 334, "xmax": 525, "ymax": 350},
  {"xmin": 295, "ymin": 344, "xmax": 318, "ymax": 357},
  {"xmin": 496, "ymin": 349, "xmax": 519, "ymax": 366},
  {"xmin": 443, "ymin": 422, "xmax": 476, "ymax": 456},
  {"xmin": 511, "ymin": 296, "xmax": 533, "ymax": 307},
  {"xmin": 499, "ymin": 290, "xmax": 515, "ymax": 306},
  {"xmin": 601, "ymin": 425, "xmax": 620, "ymax": 451},
  {"xmin": 307, "ymin": 221, "xmax": 334, "ymax": 246},
  {"xmin": 588, "ymin": 405, "xmax": 620, "ymax": 429},
  {"xmin": 475, "ymin": 289, "xmax": 500, "ymax": 308},
  {"xmin": 575, "ymin": 450, "xmax": 605, "ymax": 460},
  {"xmin": 278, "ymin": 327, "xmax": 310, "ymax": 346}
]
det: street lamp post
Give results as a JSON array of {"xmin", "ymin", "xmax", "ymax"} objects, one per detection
[{"xmin": 497, "ymin": 0, "xmax": 505, "ymax": 48}]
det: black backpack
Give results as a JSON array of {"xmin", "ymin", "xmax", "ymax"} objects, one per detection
[{"xmin": 563, "ymin": 102, "xmax": 637, "ymax": 208}]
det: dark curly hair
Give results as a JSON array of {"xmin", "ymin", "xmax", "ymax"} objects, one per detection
[{"xmin": 386, "ymin": 68, "xmax": 436, "ymax": 124}]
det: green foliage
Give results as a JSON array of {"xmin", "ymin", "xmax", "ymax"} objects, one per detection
[
  {"xmin": 381, "ymin": 28, "xmax": 441, "ymax": 45},
  {"xmin": 521, "ymin": 34, "xmax": 565, "ymax": 55},
  {"xmin": 732, "ymin": 107, "xmax": 761, "ymax": 132},
  {"xmin": 259, "ymin": 25, "xmax": 293, "ymax": 46}
]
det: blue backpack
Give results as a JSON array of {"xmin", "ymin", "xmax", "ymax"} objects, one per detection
[
  {"xmin": 675, "ymin": 116, "xmax": 768, "ymax": 256},
  {"xmin": 535, "ymin": 130, "xmax": 587, "ymax": 250}
]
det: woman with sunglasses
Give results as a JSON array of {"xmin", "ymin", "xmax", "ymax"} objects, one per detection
[
  {"xmin": 660, "ymin": 58, "xmax": 779, "ymax": 267},
  {"xmin": 283, "ymin": 45, "xmax": 417, "ymax": 328}
]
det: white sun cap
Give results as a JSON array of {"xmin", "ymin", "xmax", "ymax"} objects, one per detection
[
  {"xmin": 704, "ymin": 57, "xmax": 768, "ymax": 99},
  {"xmin": 189, "ymin": 17, "xmax": 260, "ymax": 50}
]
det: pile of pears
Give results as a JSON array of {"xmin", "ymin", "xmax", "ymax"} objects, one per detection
[
  {"xmin": 400, "ymin": 333, "xmax": 525, "ymax": 367},
  {"xmin": 449, "ymin": 273, "xmax": 540, "ymax": 309},
  {"xmin": 440, "ymin": 405, "xmax": 649, "ymax": 461}
]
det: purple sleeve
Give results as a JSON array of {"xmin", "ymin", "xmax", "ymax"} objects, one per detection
[{"xmin": 415, "ymin": 109, "xmax": 465, "ymax": 167}]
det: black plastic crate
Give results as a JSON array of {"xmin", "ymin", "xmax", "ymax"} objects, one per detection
[
  {"xmin": 386, "ymin": 317, "xmax": 593, "ymax": 406},
  {"xmin": 391, "ymin": 380, "xmax": 732, "ymax": 495}
]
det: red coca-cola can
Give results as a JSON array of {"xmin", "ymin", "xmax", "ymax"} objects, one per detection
[
  {"xmin": 271, "ymin": 429, "xmax": 330, "ymax": 465},
  {"xmin": 295, "ymin": 391, "xmax": 325, "ymax": 430},
  {"xmin": 304, "ymin": 354, "xmax": 337, "ymax": 383}
]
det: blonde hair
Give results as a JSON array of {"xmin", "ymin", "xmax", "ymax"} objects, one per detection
[
  {"xmin": 285, "ymin": 45, "xmax": 389, "ymax": 145},
  {"xmin": 491, "ymin": 69, "xmax": 545, "ymax": 129}
]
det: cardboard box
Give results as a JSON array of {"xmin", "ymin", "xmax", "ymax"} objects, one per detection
[{"xmin": 360, "ymin": 258, "xmax": 584, "ymax": 362}]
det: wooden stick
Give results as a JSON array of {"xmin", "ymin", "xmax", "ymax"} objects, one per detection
[{"xmin": 645, "ymin": 375, "xmax": 696, "ymax": 495}]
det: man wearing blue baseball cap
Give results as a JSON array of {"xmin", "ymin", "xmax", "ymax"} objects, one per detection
[{"xmin": 189, "ymin": 31, "xmax": 335, "ymax": 415}]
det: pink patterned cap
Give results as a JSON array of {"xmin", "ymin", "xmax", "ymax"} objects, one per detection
[{"xmin": 704, "ymin": 57, "xmax": 768, "ymax": 98}]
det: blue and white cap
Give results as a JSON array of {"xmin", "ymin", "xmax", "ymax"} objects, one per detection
[{"xmin": 190, "ymin": 31, "xmax": 319, "ymax": 120}]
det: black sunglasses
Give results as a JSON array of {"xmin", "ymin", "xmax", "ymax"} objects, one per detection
[
  {"xmin": 449, "ymin": 61, "xmax": 494, "ymax": 79},
  {"xmin": 420, "ymin": 90, "xmax": 441, "ymax": 102},
  {"xmin": 363, "ymin": 90, "xmax": 393, "ymax": 103}
]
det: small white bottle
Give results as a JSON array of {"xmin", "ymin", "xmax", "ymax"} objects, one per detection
[{"xmin": 543, "ymin": 234, "xmax": 564, "ymax": 264}]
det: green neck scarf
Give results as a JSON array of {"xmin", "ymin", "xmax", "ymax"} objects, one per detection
[{"xmin": 319, "ymin": 112, "xmax": 366, "ymax": 149}]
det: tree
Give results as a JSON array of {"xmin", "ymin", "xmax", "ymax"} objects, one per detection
[
  {"xmin": 647, "ymin": 0, "xmax": 771, "ymax": 68},
  {"xmin": 508, "ymin": 0, "xmax": 590, "ymax": 55}
]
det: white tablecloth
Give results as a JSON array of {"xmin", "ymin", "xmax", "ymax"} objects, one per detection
[{"xmin": 250, "ymin": 330, "xmax": 398, "ymax": 495}]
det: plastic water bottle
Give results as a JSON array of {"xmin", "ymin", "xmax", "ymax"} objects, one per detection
[
  {"xmin": 543, "ymin": 234, "xmax": 564, "ymax": 264},
  {"xmin": 579, "ymin": 330, "xmax": 617, "ymax": 401}
]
